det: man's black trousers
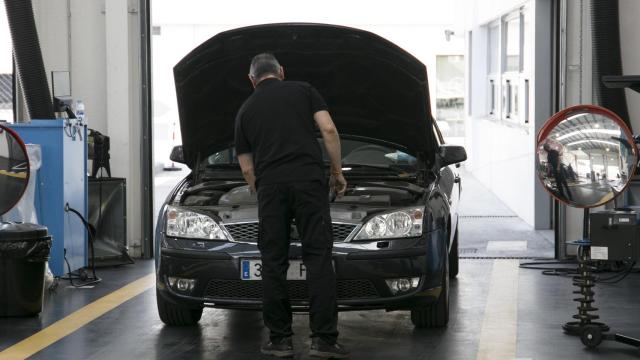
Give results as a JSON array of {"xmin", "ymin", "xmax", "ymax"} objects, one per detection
[{"xmin": 257, "ymin": 180, "xmax": 338, "ymax": 344}]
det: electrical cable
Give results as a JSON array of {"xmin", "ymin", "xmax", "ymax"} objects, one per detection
[
  {"xmin": 520, "ymin": 259, "xmax": 638, "ymax": 283},
  {"xmin": 58, "ymin": 204, "xmax": 102, "ymax": 287},
  {"xmin": 597, "ymin": 262, "xmax": 637, "ymax": 284}
]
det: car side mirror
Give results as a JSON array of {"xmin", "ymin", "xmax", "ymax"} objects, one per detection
[
  {"xmin": 169, "ymin": 145, "xmax": 185, "ymax": 164},
  {"xmin": 439, "ymin": 144, "xmax": 467, "ymax": 168}
]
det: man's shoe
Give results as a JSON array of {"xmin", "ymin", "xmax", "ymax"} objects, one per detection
[
  {"xmin": 309, "ymin": 337, "xmax": 350, "ymax": 359},
  {"xmin": 260, "ymin": 337, "xmax": 295, "ymax": 358}
]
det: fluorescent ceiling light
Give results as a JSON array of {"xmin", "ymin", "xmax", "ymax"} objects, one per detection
[
  {"xmin": 567, "ymin": 139, "xmax": 619, "ymax": 147},
  {"xmin": 564, "ymin": 113, "xmax": 587, "ymax": 122},
  {"xmin": 556, "ymin": 128, "xmax": 620, "ymax": 141}
]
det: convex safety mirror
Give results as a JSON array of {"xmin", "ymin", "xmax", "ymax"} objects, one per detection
[
  {"xmin": 0, "ymin": 124, "xmax": 30, "ymax": 216},
  {"xmin": 536, "ymin": 105, "xmax": 638, "ymax": 208}
]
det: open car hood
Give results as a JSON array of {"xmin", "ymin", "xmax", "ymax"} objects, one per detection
[{"xmin": 174, "ymin": 23, "xmax": 434, "ymax": 168}]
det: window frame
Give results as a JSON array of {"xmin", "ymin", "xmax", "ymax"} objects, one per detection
[
  {"xmin": 487, "ymin": 20, "xmax": 501, "ymax": 119},
  {"xmin": 483, "ymin": 6, "xmax": 531, "ymax": 126}
]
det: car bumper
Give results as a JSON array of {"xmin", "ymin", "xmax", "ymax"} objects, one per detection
[{"xmin": 156, "ymin": 237, "xmax": 445, "ymax": 311}]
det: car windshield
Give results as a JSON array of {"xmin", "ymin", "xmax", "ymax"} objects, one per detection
[{"xmin": 202, "ymin": 139, "xmax": 417, "ymax": 173}]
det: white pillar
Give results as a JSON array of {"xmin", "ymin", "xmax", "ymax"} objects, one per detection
[{"xmin": 105, "ymin": 0, "xmax": 142, "ymax": 256}]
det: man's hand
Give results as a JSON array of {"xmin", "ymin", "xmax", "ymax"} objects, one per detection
[
  {"xmin": 247, "ymin": 179, "xmax": 257, "ymax": 194},
  {"xmin": 330, "ymin": 171, "xmax": 347, "ymax": 198},
  {"xmin": 237, "ymin": 153, "xmax": 257, "ymax": 193}
]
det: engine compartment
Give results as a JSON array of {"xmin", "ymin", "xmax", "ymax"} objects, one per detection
[{"xmin": 178, "ymin": 181, "xmax": 422, "ymax": 208}]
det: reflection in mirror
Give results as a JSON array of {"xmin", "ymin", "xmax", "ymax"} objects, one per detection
[
  {"xmin": 537, "ymin": 108, "xmax": 637, "ymax": 208},
  {"xmin": 0, "ymin": 125, "xmax": 30, "ymax": 216}
]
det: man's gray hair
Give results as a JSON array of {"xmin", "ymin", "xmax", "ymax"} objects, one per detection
[{"xmin": 249, "ymin": 53, "xmax": 281, "ymax": 80}]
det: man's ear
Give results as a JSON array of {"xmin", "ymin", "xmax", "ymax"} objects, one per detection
[
  {"xmin": 249, "ymin": 74, "xmax": 257, "ymax": 88},
  {"xmin": 279, "ymin": 66, "xmax": 285, "ymax": 80}
]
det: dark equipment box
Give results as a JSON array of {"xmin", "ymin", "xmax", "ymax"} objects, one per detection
[
  {"xmin": 88, "ymin": 177, "xmax": 133, "ymax": 266},
  {"xmin": 590, "ymin": 210, "xmax": 640, "ymax": 262}
]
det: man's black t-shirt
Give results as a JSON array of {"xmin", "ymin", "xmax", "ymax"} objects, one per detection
[
  {"xmin": 234, "ymin": 78, "xmax": 329, "ymax": 186},
  {"xmin": 547, "ymin": 149, "xmax": 560, "ymax": 170}
]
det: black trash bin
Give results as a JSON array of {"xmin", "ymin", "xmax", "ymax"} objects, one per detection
[{"xmin": 0, "ymin": 222, "xmax": 52, "ymax": 317}]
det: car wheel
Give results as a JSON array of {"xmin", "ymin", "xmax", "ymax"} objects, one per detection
[
  {"xmin": 157, "ymin": 290, "xmax": 203, "ymax": 326},
  {"xmin": 449, "ymin": 228, "xmax": 459, "ymax": 279},
  {"xmin": 411, "ymin": 256, "xmax": 449, "ymax": 328}
]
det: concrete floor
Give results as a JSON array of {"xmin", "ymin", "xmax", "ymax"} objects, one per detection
[
  {"xmin": 1, "ymin": 259, "xmax": 638, "ymax": 359},
  {"xmin": 457, "ymin": 169, "xmax": 554, "ymax": 259}
]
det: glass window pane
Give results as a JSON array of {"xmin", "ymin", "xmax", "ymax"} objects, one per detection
[
  {"xmin": 436, "ymin": 55, "xmax": 465, "ymax": 141},
  {"xmin": 505, "ymin": 16, "xmax": 520, "ymax": 72},
  {"xmin": 522, "ymin": 11, "xmax": 532, "ymax": 72},
  {"xmin": 0, "ymin": 5, "xmax": 14, "ymax": 122},
  {"xmin": 488, "ymin": 24, "xmax": 499, "ymax": 74}
]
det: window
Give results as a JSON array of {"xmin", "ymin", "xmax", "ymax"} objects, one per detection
[
  {"xmin": 488, "ymin": 23, "xmax": 500, "ymax": 75},
  {"xmin": 435, "ymin": 55, "xmax": 465, "ymax": 142},
  {"xmin": 487, "ymin": 22, "xmax": 500, "ymax": 117},
  {"xmin": 484, "ymin": 7, "xmax": 530, "ymax": 124},
  {"xmin": 504, "ymin": 15, "xmax": 521, "ymax": 73},
  {"xmin": 0, "ymin": 5, "xmax": 14, "ymax": 122}
]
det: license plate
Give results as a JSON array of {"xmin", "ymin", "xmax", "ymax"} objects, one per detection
[{"xmin": 241, "ymin": 259, "xmax": 307, "ymax": 280}]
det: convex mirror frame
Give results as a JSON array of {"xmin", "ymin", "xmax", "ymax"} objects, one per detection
[
  {"xmin": 536, "ymin": 104, "xmax": 638, "ymax": 208},
  {"xmin": 0, "ymin": 124, "xmax": 30, "ymax": 216}
]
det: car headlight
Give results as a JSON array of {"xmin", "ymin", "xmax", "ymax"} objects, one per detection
[
  {"xmin": 354, "ymin": 207, "xmax": 424, "ymax": 240},
  {"xmin": 165, "ymin": 205, "xmax": 229, "ymax": 240}
]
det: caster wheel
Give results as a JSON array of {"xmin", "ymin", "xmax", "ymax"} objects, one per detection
[{"xmin": 581, "ymin": 325, "xmax": 603, "ymax": 349}]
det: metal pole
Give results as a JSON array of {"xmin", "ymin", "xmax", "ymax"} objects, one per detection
[
  {"xmin": 583, "ymin": 208, "xmax": 590, "ymax": 240},
  {"xmin": 139, "ymin": 0, "xmax": 153, "ymax": 259},
  {"xmin": 556, "ymin": 0, "xmax": 568, "ymax": 260}
]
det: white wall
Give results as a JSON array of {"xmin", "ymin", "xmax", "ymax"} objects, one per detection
[
  {"xmin": 0, "ymin": 6, "xmax": 12, "ymax": 74},
  {"xmin": 69, "ymin": 0, "xmax": 108, "ymax": 134},
  {"xmin": 24, "ymin": 0, "xmax": 144, "ymax": 256},
  {"xmin": 620, "ymin": 0, "xmax": 640, "ymax": 130}
]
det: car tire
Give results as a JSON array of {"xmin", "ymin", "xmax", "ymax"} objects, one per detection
[
  {"xmin": 157, "ymin": 290, "xmax": 203, "ymax": 326},
  {"xmin": 411, "ymin": 255, "xmax": 449, "ymax": 328},
  {"xmin": 449, "ymin": 228, "xmax": 459, "ymax": 279}
]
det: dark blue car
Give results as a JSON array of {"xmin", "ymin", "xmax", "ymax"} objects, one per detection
[{"xmin": 155, "ymin": 23, "xmax": 466, "ymax": 329}]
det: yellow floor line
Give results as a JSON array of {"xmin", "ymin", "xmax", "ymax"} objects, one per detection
[
  {"xmin": 476, "ymin": 260, "xmax": 520, "ymax": 360},
  {"xmin": 0, "ymin": 273, "xmax": 155, "ymax": 360},
  {"xmin": 0, "ymin": 170, "xmax": 27, "ymax": 179}
]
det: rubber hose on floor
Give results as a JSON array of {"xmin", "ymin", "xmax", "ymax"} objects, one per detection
[
  {"xmin": 3, "ymin": 0, "xmax": 54, "ymax": 120},
  {"xmin": 591, "ymin": 0, "xmax": 630, "ymax": 128}
]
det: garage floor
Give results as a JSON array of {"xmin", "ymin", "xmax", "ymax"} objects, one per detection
[
  {"xmin": 1, "ymin": 259, "xmax": 639, "ymax": 359},
  {"xmin": 457, "ymin": 169, "xmax": 554, "ymax": 258}
]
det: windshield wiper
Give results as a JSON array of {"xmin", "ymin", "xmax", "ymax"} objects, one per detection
[
  {"xmin": 205, "ymin": 163, "xmax": 240, "ymax": 169},
  {"xmin": 340, "ymin": 163, "xmax": 411, "ymax": 173}
]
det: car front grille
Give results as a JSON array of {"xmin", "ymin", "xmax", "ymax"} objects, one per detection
[
  {"xmin": 205, "ymin": 279, "xmax": 379, "ymax": 301},
  {"xmin": 223, "ymin": 222, "xmax": 357, "ymax": 242}
]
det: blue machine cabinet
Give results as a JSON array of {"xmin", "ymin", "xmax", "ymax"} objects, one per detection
[{"xmin": 9, "ymin": 119, "xmax": 88, "ymax": 276}]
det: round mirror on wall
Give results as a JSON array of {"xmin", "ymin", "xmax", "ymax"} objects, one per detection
[
  {"xmin": 536, "ymin": 105, "xmax": 638, "ymax": 208},
  {"xmin": 0, "ymin": 125, "xmax": 30, "ymax": 216}
]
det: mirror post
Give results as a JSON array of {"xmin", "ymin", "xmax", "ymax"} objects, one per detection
[{"xmin": 582, "ymin": 208, "xmax": 590, "ymax": 241}]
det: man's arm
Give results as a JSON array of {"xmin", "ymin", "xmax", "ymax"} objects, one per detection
[
  {"xmin": 314, "ymin": 110, "xmax": 347, "ymax": 197},
  {"xmin": 238, "ymin": 153, "xmax": 256, "ymax": 192}
]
